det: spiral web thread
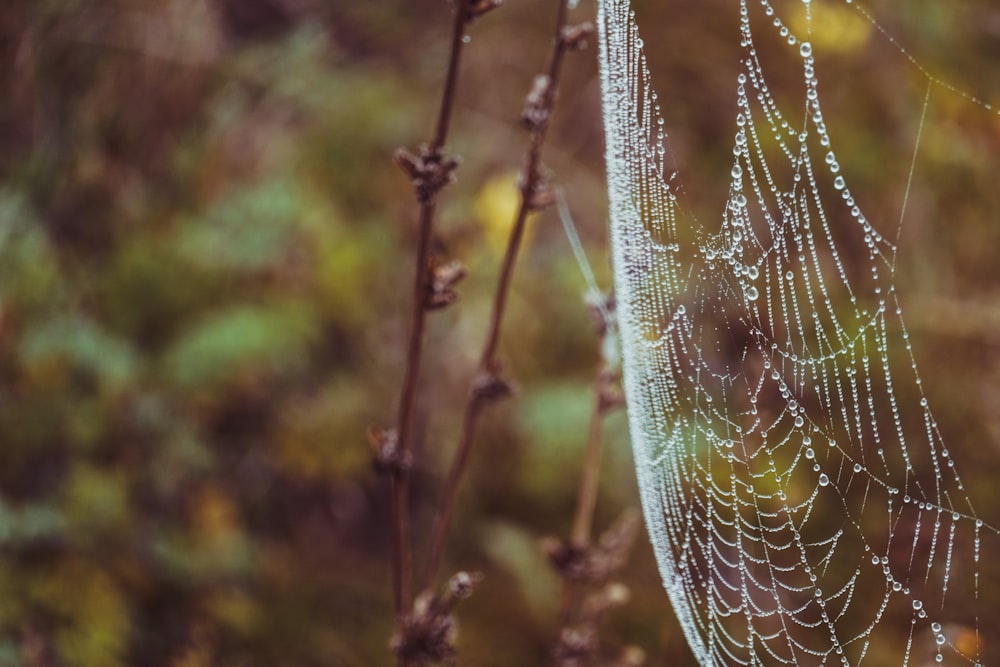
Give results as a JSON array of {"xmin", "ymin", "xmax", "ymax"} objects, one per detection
[{"xmin": 596, "ymin": 1, "xmax": 994, "ymax": 664}]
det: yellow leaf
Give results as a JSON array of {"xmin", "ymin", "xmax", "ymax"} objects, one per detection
[
  {"xmin": 194, "ymin": 485, "xmax": 240, "ymax": 544},
  {"xmin": 474, "ymin": 171, "xmax": 535, "ymax": 252},
  {"xmin": 789, "ymin": 1, "xmax": 872, "ymax": 55}
]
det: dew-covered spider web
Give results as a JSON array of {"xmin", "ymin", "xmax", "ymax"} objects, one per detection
[{"xmin": 596, "ymin": 0, "xmax": 996, "ymax": 665}]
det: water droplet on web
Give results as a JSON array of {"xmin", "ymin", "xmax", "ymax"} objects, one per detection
[
  {"xmin": 596, "ymin": 3, "xmax": 989, "ymax": 661},
  {"xmin": 913, "ymin": 600, "xmax": 923, "ymax": 611}
]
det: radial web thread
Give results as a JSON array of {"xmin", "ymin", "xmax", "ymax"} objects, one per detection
[{"xmin": 596, "ymin": 1, "xmax": 995, "ymax": 665}]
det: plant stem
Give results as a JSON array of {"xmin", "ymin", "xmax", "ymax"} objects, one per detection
[
  {"xmin": 422, "ymin": 0, "xmax": 578, "ymax": 591},
  {"xmin": 571, "ymin": 367, "xmax": 612, "ymax": 547},
  {"xmin": 553, "ymin": 364, "xmax": 612, "ymax": 634},
  {"xmin": 392, "ymin": 0, "xmax": 472, "ymax": 619}
]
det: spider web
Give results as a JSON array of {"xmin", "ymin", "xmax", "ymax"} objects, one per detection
[{"xmin": 596, "ymin": 1, "xmax": 994, "ymax": 664}]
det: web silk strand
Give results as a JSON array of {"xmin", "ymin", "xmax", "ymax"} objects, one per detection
[{"xmin": 596, "ymin": 1, "xmax": 992, "ymax": 664}]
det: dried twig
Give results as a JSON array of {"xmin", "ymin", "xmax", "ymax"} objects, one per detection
[
  {"xmin": 571, "ymin": 365, "xmax": 625, "ymax": 548},
  {"xmin": 540, "ymin": 293, "xmax": 642, "ymax": 667},
  {"xmin": 422, "ymin": 0, "xmax": 595, "ymax": 593},
  {"xmin": 386, "ymin": 0, "xmax": 493, "ymax": 628}
]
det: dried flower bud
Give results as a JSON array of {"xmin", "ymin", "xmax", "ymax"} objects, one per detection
[
  {"xmin": 471, "ymin": 370, "xmax": 514, "ymax": 403},
  {"xmin": 552, "ymin": 626, "xmax": 597, "ymax": 666},
  {"xmin": 394, "ymin": 148, "xmax": 421, "ymax": 177},
  {"xmin": 391, "ymin": 599, "xmax": 456, "ymax": 665},
  {"xmin": 394, "ymin": 145, "xmax": 461, "ymax": 204},
  {"xmin": 368, "ymin": 426, "xmax": 411, "ymax": 473},
  {"xmin": 392, "ymin": 574, "xmax": 483, "ymax": 665},
  {"xmin": 527, "ymin": 181, "xmax": 556, "ymax": 211},
  {"xmin": 521, "ymin": 74, "xmax": 552, "ymax": 130},
  {"xmin": 560, "ymin": 22, "xmax": 594, "ymax": 50},
  {"xmin": 604, "ymin": 582, "xmax": 630, "ymax": 606},
  {"xmin": 542, "ymin": 537, "xmax": 589, "ymax": 579},
  {"xmin": 447, "ymin": 571, "xmax": 482, "ymax": 601},
  {"xmin": 425, "ymin": 259, "xmax": 468, "ymax": 310},
  {"xmin": 613, "ymin": 645, "xmax": 647, "ymax": 667},
  {"xmin": 598, "ymin": 370, "xmax": 626, "ymax": 415},
  {"xmin": 468, "ymin": 0, "xmax": 502, "ymax": 21}
]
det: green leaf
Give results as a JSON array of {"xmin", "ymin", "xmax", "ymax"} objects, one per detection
[
  {"xmin": 0, "ymin": 190, "xmax": 62, "ymax": 313},
  {"xmin": 161, "ymin": 300, "xmax": 318, "ymax": 389},
  {"xmin": 19, "ymin": 316, "xmax": 141, "ymax": 395},
  {"xmin": 173, "ymin": 180, "xmax": 302, "ymax": 272}
]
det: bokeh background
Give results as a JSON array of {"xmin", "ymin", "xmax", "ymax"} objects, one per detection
[{"xmin": 0, "ymin": 0, "xmax": 998, "ymax": 665}]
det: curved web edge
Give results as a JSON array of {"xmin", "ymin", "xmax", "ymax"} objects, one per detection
[
  {"xmin": 596, "ymin": 1, "xmax": 994, "ymax": 665},
  {"xmin": 596, "ymin": 0, "xmax": 711, "ymax": 661}
]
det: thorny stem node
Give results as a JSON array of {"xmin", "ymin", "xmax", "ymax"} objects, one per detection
[{"xmin": 395, "ymin": 146, "xmax": 461, "ymax": 205}]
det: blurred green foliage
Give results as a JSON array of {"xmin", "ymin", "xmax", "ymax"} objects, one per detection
[{"xmin": 0, "ymin": 0, "xmax": 997, "ymax": 665}]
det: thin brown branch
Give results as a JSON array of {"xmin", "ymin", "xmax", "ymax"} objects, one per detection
[
  {"xmin": 552, "ymin": 363, "xmax": 615, "ymax": 634},
  {"xmin": 422, "ymin": 1, "xmax": 594, "ymax": 592},
  {"xmin": 571, "ymin": 367, "xmax": 617, "ymax": 548},
  {"xmin": 544, "ymin": 290, "xmax": 637, "ymax": 666},
  {"xmin": 389, "ymin": 0, "xmax": 477, "ymax": 624},
  {"xmin": 551, "ymin": 366, "xmax": 609, "ymax": 650}
]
